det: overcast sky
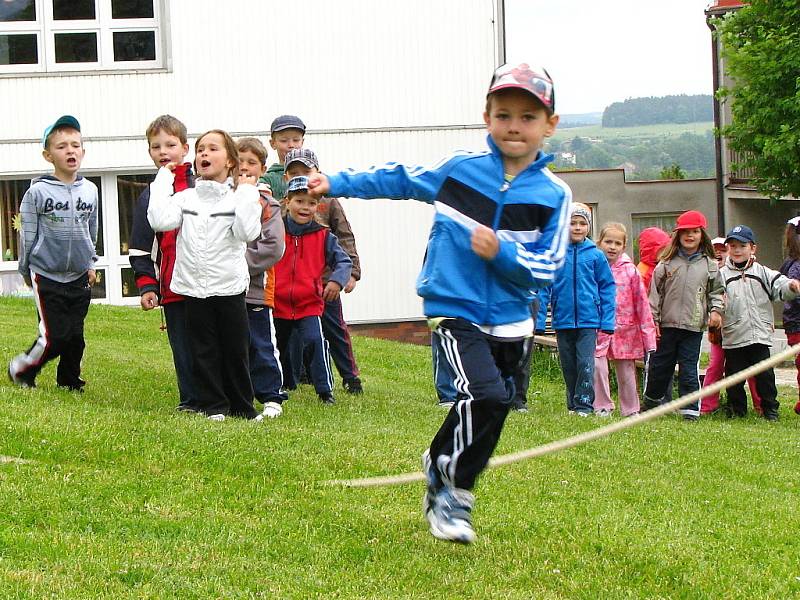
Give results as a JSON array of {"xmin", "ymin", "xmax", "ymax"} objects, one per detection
[{"xmin": 504, "ymin": 0, "xmax": 715, "ymax": 114}]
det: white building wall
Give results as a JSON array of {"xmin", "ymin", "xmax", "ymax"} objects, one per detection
[{"xmin": 0, "ymin": 0, "xmax": 500, "ymax": 321}]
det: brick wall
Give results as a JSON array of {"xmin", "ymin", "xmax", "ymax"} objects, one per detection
[{"xmin": 349, "ymin": 320, "xmax": 431, "ymax": 345}]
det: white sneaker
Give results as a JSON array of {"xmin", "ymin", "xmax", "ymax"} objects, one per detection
[
  {"xmin": 261, "ymin": 401, "xmax": 283, "ymax": 418},
  {"xmin": 596, "ymin": 408, "xmax": 613, "ymax": 417},
  {"xmin": 208, "ymin": 414, "xmax": 226, "ymax": 422},
  {"xmin": 426, "ymin": 487, "xmax": 476, "ymax": 544}
]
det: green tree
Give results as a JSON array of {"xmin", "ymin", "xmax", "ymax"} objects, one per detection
[
  {"xmin": 659, "ymin": 163, "xmax": 686, "ymax": 180},
  {"xmin": 715, "ymin": 0, "xmax": 800, "ymax": 200}
]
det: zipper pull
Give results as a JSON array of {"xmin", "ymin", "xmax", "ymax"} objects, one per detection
[{"xmin": 499, "ymin": 181, "xmax": 510, "ymax": 192}]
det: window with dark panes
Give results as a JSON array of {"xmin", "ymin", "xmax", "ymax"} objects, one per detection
[
  {"xmin": 116, "ymin": 173, "xmax": 153, "ymax": 255},
  {"xmin": 112, "ymin": 0, "xmax": 154, "ymax": 19},
  {"xmin": 113, "ymin": 30, "xmax": 155, "ymax": 61},
  {"xmin": 0, "ymin": 1, "xmax": 36, "ymax": 21},
  {"xmin": 55, "ymin": 32, "xmax": 98, "ymax": 63},
  {"xmin": 0, "ymin": 34, "xmax": 37, "ymax": 64},
  {"xmin": 0, "ymin": 179, "xmax": 31, "ymax": 262},
  {"xmin": 0, "ymin": 0, "xmax": 163, "ymax": 73},
  {"xmin": 52, "ymin": 0, "xmax": 96, "ymax": 21}
]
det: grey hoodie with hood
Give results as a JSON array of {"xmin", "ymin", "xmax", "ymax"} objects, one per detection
[{"xmin": 18, "ymin": 175, "xmax": 98, "ymax": 283}]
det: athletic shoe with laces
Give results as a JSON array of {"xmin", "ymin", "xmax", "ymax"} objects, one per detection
[
  {"xmin": 425, "ymin": 486, "xmax": 477, "ymax": 544},
  {"xmin": 8, "ymin": 364, "xmax": 35, "ymax": 388},
  {"xmin": 596, "ymin": 408, "xmax": 612, "ymax": 417},
  {"xmin": 261, "ymin": 401, "xmax": 283, "ymax": 418},
  {"xmin": 343, "ymin": 377, "xmax": 363, "ymax": 395}
]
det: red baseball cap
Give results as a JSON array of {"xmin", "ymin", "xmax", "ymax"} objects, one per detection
[
  {"xmin": 674, "ymin": 210, "xmax": 707, "ymax": 231},
  {"xmin": 487, "ymin": 63, "xmax": 555, "ymax": 112}
]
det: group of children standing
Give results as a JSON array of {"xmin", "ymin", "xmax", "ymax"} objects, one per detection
[
  {"xmin": 8, "ymin": 60, "xmax": 800, "ymax": 547},
  {"xmin": 9, "ymin": 113, "xmax": 365, "ymax": 422},
  {"xmin": 537, "ymin": 206, "xmax": 800, "ymax": 423}
]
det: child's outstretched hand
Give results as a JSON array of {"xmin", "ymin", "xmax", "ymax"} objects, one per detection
[
  {"xmin": 471, "ymin": 225, "xmax": 499, "ymax": 259},
  {"xmin": 708, "ymin": 311, "xmax": 722, "ymax": 330},
  {"xmin": 308, "ymin": 173, "xmax": 330, "ymax": 198},
  {"xmin": 790, "ymin": 279, "xmax": 800, "ymax": 294},
  {"xmin": 323, "ymin": 281, "xmax": 342, "ymax": 302}
]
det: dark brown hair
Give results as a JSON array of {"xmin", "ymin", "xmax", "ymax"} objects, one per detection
[
  {"xmin": 145, "ymin": 114, "xmax": 188, "ymax": 144},
  {"xmin": 660, "ymin": 228, "xmax": 715, "ymax": 261},
  {"xmin": 785, "ymin": 222, "xmax": 800, "ymax": 260},
  {"xmin": 195, "ymin": 129, "xmax": 239, "ymax": 188}
]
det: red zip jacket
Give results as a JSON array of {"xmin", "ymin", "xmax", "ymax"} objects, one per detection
[
  {"xmin": 273, "ymin": 217, "xmax": 352, "ymax": 320},
  {"xmin": 130, "ymin": 162, "xmax": 193, "ymax": 304}
]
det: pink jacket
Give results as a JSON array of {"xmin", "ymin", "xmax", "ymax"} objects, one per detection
[{"xmin": 596, "ymin": 253, "xmax": 657, "ymax": 359}]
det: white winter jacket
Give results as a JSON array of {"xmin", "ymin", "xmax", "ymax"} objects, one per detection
[
  {"xmin": 147, "ymin": 168, "xmax": 261, "ymax": 298},
  {"xmin": 720, "ymin": 258, "xmax": 799, "ymax": 349}
]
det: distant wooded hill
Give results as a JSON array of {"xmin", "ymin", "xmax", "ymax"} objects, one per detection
[{"xmin": 602, "ymin": 95, "xmax": 713, "ymax": 127}]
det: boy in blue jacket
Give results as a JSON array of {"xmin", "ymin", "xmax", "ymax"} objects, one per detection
[
  {"xmin": 309, "ymin": 63, "xmax": 571, "ymax": 543},
  {"xmin": 537, "ymin": 203, "xmax": 615, "ymax": 416}
]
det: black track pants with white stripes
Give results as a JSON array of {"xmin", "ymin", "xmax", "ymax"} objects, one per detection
[{"xmin": 429, "ymin": 318, "xmax": 526, "ymax": 490}]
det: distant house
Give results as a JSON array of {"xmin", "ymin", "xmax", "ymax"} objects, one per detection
[{"xmin": 706, "ymin": 0, "xmax": 800, "ymax": 267}]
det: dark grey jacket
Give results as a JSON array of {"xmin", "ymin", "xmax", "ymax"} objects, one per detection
[{"xmin": 18, "ymin": 175, "xmax": 98, "ymax": 283}]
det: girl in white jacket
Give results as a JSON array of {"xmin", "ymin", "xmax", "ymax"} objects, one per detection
[{"xmin": 148, "ymin": 129, "xmax": 262, "ymax": 421}]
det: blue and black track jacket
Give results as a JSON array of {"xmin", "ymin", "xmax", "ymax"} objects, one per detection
[{"xmin": 327, "ymin": 136, "xmax": 572, "ymax": 326}]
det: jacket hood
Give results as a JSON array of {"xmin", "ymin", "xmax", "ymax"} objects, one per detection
[
  {"xmin": 267, "ymin": 162, "xmax": 285, "ymax": 174},
  {"xmin": 33, "ymin": 174, "xmax": 86, "ymax": 187},
  {"xmin": 638, "ymin": 227, "xmax": 670, "ymax": 266},
  {"xmin": 612, "ymin": 252, "xmax": 634, "ymax": 269}
]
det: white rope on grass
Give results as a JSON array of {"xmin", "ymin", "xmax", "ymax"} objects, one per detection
[
  {"xmin": 326, "ymin": 343, "xmax": 800, "ymax": 488},
  {"xmin": 0, "ymin": 455, "xmax": 32, "ymax": 465}
]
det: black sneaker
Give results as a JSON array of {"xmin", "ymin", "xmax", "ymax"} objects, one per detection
[
  {"xmin": 319, "ymin": 393, "xmax": 336, "ymax": 405},
  {"xmin": 343, "ymin": 377, "xmax": 363, "ymax": 395},
  {"xmin": 641, "ymin": 395, "xmax": 661, "ymax": 412},
  {"xmin": 511, "ymin": 399, "xmax": 529, "ymax": 413},
  {"xmin": 764, "ymin": 410, "xmax": 779, "ymax": 422},
  {"xmin": 8, "ymin": 365, "xmax": 36, "ymax": 389}
]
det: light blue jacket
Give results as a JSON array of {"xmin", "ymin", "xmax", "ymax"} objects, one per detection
[{"xmin": 327, "ymin": 137, "xmax": 572, "ymax": 326}]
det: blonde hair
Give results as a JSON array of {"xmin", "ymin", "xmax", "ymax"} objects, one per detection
[{"xmin": 598, "ymin": 222, "xmax": 627, "ymax": 246}]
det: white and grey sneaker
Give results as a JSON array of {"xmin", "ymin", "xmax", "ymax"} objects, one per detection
[
  {"xmin": 425, "ymin": 486, "xmax": 476, "ymax": 544},
  {"xmin": 261, "ymin": 402, "xmax": 283, "ymax": 418},
  {"xmin": 207, "ymin": 414, "xmax": 226, "ymax": 422}
]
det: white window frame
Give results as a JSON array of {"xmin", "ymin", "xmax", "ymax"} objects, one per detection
[{"xmin": 0, "ymin": 0, "xmax": 165, "ymax": 75}]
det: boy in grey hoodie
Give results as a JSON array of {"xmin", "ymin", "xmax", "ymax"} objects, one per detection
[{"xmin": 8, "ymin": 115, "xmax": 98, "ymax": 390}]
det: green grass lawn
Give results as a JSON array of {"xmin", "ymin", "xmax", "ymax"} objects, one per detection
[{"xmin": 1, "ymin": 298, "xmax": 799, "ymax": 599}]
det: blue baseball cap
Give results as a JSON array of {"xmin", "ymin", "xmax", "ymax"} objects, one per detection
[
  {"xmin": 725, "ymin": 224, "xmax": 756, "ymax": 244},
  {"xmin": 286, "ymin": 176, "xmax": 310, "ymax": 196},
  {"xmin": 42, "ymin": 115, "xmax": 80, "ymax": 148},
  {"xmin": 270, "ymin": 114, "xmax": 305, "ymax": 134}
]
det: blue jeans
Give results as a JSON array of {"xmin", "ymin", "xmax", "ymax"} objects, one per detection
[
  {"xmin": 247, "ymin": 304, "xmax": 287, "ymax": 404},
  {"xmin": 431, "ymin": 331, "xmax": 458, "ymax": 402},
  {"xmin": 644, "ymin": 327, "xmax": 702, "ymax": 417},
  {"xmin": 556, "ymin": 328, "xmax": 597, "ymax": 414}
]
